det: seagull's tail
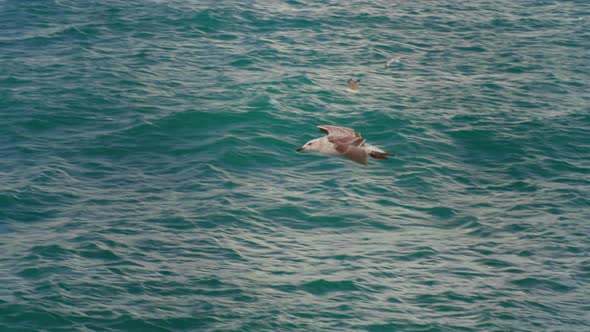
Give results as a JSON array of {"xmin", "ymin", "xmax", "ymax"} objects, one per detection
[
  {"xmin": 369, "ymin": 151, "xmax": 393, "ymax": 159},
  {"xmin": 368, "ymin": 146, "xmax": 394, "ymax": 160}
]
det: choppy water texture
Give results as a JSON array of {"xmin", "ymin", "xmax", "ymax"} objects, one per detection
[{"xmin": 1, "ymin": 0, "xmax": 590, "ymax": 331}]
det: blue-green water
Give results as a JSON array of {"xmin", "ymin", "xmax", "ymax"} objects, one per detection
[{"xmin": 1, "ymin": 0, "xmax": 590, "ymax": 331}]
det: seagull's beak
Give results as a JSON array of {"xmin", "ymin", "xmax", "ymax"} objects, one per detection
[{"xmin": 296, "ymin": 147, "xmax": 304, "ymax": 152}]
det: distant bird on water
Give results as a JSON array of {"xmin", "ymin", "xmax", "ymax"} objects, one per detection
[
  {"xmin": 296, "ymin": 125, "xmax": 394, "ymax": 165},
  {"xmin": 347, "ymin": 78, "xmax": 360, "ymax": 92}
]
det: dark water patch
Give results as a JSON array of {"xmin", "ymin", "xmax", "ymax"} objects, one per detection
[
  {"xmin": 76, "ymin": 243, "xmax": 121, "ymax": 261},
  {"xmin": 485, "ymin": 180, "xmax": 538, "ymax": 192},
  {"xmin": 510, "ymin": 277, "xmax": 575, "ymax": 293},
  {"xmin": 476, "ymin": 258, "xmax": 513, "ymax": 268},
  {"xmin": 145, "ymin": 216, "xmax": 195, "ymax": 230},
  {"xmin": 16, "ymin": 265, "xmax": 74, "ymax": 280},
  {"xmin": 300, "ymin": 279, "xmax": 361, "ymax": 296},
  {"xmin": 29, "ymin": 244, "xmax": 75, "ymax": 260},
  {"xmin": 397, "ymin": 247, "xmax": 439, "ymax": 261},
  {"xmin": 424, "ymin": 206, "xmax": 457, "ymax": 219},
  {"xmin": 0, "ymin": 304, "xmax": 74, "ymax": 331}
]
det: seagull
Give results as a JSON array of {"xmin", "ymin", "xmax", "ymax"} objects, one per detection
[
  {"xmin": 347, "ymin": 79, "xmax": 360, "ymax": 92},
  {"xmin": 296, "ymin": 125, "xmax": 394, "ymax": 165},
  {"xmin": 385, "ymin": 56, "xmax": 402, "ymax": 68}
]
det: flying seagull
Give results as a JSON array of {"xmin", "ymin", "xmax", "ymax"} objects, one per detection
[
  {"xmin": 296, "ymin": 125, "xmax": 394, "ymax": 165},
  {"xmin": 385, "ymin": 56, "xmax": 402, "ymax": 68}
]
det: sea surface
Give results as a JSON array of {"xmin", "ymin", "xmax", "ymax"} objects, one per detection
[{"xmin": 1, "ymin": 0, "xmax": 590, "ymax": 331}]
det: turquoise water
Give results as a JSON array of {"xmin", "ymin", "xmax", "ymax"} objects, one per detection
[{"xmin": 1, "ymin": 0, "xmax": 590, "ymax": 330}]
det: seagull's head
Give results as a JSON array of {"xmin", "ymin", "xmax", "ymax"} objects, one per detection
[{"xmin": 296, "ymin": 138, "xmax": 321, "ymax": 152}]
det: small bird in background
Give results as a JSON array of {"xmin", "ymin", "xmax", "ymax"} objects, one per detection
[
  {"xmin": 296, "ymin": 125, "xmax": 394, "ymax": 165},
  {"xmin": 385, "ymin": 56, "xmax": 402, "ymax": 68},
  {"xmin": 347, "ymin": 78, "xmax": 360, "ymax": 92}
]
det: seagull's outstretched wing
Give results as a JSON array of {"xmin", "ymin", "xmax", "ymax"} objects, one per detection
[
  {"xmin": 328, "ymin": 135, "xmax": 365, "ymax": 147},
  {"xmin": 334, "ymin": 144, "xmax": 368, "ymax": 165},
  {"xmin": 318, "ymin": 125, "xmax": 361, "ymax": 138},
  {"xmin": 329, "ymin": 136, "xmax": 368, "ymax": 165}
]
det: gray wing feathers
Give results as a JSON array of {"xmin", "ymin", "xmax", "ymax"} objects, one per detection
[
  {"xmin": 318, "ymin": 125, "xmax": 361, "ymax": 137},
  {"xmin": 332, "ymin": 141, "xmax": 369, "ymax": 165},
  {"xmin": 343, "ymin": 146, "xmax": 368, "ymax": 165},
  {"xmin": 328, "ymin": 135, "xmax": 365, "ymax": 147}
]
